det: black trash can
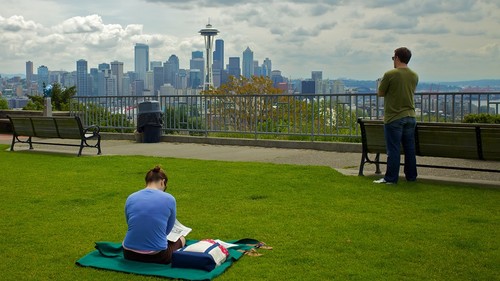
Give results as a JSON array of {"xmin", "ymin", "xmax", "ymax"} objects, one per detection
[{"xmin": 137, "ymin": 101, "xmax": 163, "ymax": 143}]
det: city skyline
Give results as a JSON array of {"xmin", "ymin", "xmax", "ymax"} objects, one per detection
[{"xmin": 1, "ymin": 0, "xmax": 499, "ymax": 81}]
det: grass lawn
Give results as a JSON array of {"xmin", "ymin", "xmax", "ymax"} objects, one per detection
[{"xmin": 0, "ymin": 144, "xmax": 498, "ymax": 281}]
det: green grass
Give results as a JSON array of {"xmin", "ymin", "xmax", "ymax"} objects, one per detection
[{"xmin": 0, "ymin": 144, "xmax": 498, "ymax": 281}]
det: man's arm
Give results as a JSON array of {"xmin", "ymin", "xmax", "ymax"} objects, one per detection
[{"xmin": 378, "ymin": 75, "xmax": 388, "ymax": 97}]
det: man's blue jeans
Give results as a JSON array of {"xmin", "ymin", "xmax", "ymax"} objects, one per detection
[{"xmin": 383, "ymin": 117, "xmax": 417, "ymax": 183}]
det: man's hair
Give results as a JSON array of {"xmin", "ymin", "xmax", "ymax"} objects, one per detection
[
  {"xmin": 394, "ymin": 47, "xmax": 412, "ymax": 64},
  {"xmin": 145, "ymin": 165, "xmax": 168, "ymax": 184}
]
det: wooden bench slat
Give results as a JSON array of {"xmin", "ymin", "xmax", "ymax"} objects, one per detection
[
  {"xmin": 481, "ymin": 128, "xmax": 500, "ymax": 161},
  {"xmin": 9, "ymin": 117, "xmax": 34, "ymax": 136},
  {"xmin": 31, "ymin": 118, "xmax": 59, "ymax": 138},
  {"xmin": 55, "ymin": 118, "xmax": 83, "ymax": 139}
]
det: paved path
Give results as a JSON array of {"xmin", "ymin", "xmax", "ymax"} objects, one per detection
[{"xmin": 1, "ymin": 134, "xmax": 499, "ymax": 187}]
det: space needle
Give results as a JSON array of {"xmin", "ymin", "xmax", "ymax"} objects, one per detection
[{"xmin": 199, "ymin": 22, "xmax": 219, "ymax": 90}]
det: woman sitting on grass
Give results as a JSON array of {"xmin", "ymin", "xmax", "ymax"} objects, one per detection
[{"xmin": 122, "ymin": 165, "xmax": 186, "ymax": 264}]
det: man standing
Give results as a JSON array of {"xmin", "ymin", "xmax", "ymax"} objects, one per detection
[{"xmin": 374, "ymin": 47, "xmax": 419, "ymax": 184}]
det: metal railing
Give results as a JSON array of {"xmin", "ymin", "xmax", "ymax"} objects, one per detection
[{"xmin": 70, "ymin": 92, "xmax": 500, "ymax": 140}]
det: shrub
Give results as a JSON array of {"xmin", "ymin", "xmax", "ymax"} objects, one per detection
[
  {"xmin": 463, "ymin": 113, "xmax": 500, "ymax": 124},
  {"xmin": 0, "ymin": 97, "xmax": 8, "ymax": 109}
]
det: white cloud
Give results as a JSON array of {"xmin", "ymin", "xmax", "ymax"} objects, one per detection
[
  {"xmin": 0, "ymin": 0, "xmax": 498, "ymax": 80},
  {"xmin": 58, "ymin": 15, "xmax": 104, "ymax": 34},
  {"xmin": 0, "ymin": 15, "xmax": 42, "ymax": 32}
]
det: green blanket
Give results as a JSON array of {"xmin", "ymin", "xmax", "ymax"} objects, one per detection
[{"xmin": 76, "ymin": 239, "xmax": 257, "ymax": 280}]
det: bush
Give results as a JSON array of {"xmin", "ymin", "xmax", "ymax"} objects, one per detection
[
  {"xmin": 0, "ymin": 97, "xmax": 8, "ymax": 109},
  {"xmin": 463, "ymin": 113, "xmax": 500, "ymax": 124}
]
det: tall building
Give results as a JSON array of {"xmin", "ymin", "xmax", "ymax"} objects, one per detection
[
  {"xmin": 97, "ymin": 69, "xmax": 110, "ymax": 96},
  {"xmin": 302, "ymin": 79, "xmax": 316, "ymax": 97},
  {"xmin": 150, "ymin": 61, "xmax": 162, "ymax": 70},
  {"xmin": 228, "ymin": 57, "xmax": 241, "ymax": 78},
  {"xmin": 164, "ymin": 55, "xmax": 179, "ymax": 88},
  {"xmin": 213, "ymin": 39, "xmax": 224, "ymax": 71},
  {"xmin": 189, "ymin": 69, "xmax": 202, "ymax": 89},
  {"xmin": 153, "ymin": 66, "xmax": 164, "ymax": 94},
  {"xmin": 90, "ymin": 68, "xmax": 98, "ymax": 96},
  {"xmin": 76, "ymin": 59, "xmax": 89, "ymax": 96},
  {"xmin": 253, "ymin": 61, "xmax": 262, "ymax": 77},
  {"xmin": 270, "ymin": 70, "xmax": 284, "ymax": 87},
  {"xmin": 26, "ymin": 61, "xmax": 33, "ymax": 87},
  {"xmin": 262, "ymin": 58, "xmax": 272, "ymax": 77},
  {"xmin": 190, "ymin": 49, "xmax": 205, "ymax": 87},
  {"xmin": 192, "ymin": 51, "xmax": 203, "ymax": 59},
  {"xmin": 332, "ymin": 80, "xmax": 345, "ymax": 94},
  {"xmin": 311, "ymin": 71, "xmax": 323, "ymax": 95},
  {"xmin": 37, "ymin": 65, "xmax": 49, "ymax": 94},
  {"xmin": 98, "ymin": 63, "xmax": 110, "ymax": 71},
  {"xmin": 311, "ymin": 71, "xmax": 323, "ymax": 81},
  {"xmin": 145, "ymin": 71, "xmax": 154, "ymax": 91},
  {"xmin": 122, "ymin": 75, "xmax": 131, "ymax": 95},
  {"xmin": 132, "ymin": 80, "xmax": 144, "ymax": 96},
  {"xmin": 134, "ymin": 43, "xmax": 149, "ymax": 82},
  {"xmin": 242, "ymin": 47, "xmax": 254, "ymax": 79},
  {"xmin": 110, "ymin": 61, "xmax": 124, "ymax": 96},
  {"xmin": 199, "ymin": 23, "xmax": 219, "ymax": 90}
]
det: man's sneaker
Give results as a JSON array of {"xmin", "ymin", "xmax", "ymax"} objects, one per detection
[{"xmin": 373, "ymin": 178, "xmax": 394, "ymax": 184}]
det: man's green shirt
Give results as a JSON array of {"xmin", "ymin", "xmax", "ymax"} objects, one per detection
[{"xmin": 379, "ymin": 68, "xmax": 419, "ymax": 123}]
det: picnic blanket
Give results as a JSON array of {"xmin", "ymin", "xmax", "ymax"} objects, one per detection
[{"xmin": 76, "ymin": 239, "xmax": 259, "ymax": 280}]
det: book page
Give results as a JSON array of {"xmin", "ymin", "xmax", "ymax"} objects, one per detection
[
  {"xmin": 167, "ymin": 219, "xmax": 192, "ymax": 242},
  {"xmin": 214, "ymin": 239, "xmax": 239, "ymax": 249}
]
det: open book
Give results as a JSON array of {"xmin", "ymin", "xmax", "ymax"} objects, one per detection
[{"xmin": 167, "ymin": 219, "xmax": 192, "ymax": 242}]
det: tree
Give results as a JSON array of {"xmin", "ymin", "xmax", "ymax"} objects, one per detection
[
  {"xmin": 0, "ymin": 97, "xmax": 9, "ymax": 109},
  {"xmin": 23, "ymin": 83, "xmax": 76, "ymax": 111},
  {"xmin": 201, "ymin": 75, "xmax": 283, "ymax": 132}
]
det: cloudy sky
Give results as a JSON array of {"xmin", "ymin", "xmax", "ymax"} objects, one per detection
[{"xmin": 1, "ymin": 0, "xmax": 499, "ymax": 81}]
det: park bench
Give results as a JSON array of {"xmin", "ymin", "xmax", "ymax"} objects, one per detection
[
  {"xmin": 357, "ymin": 118, "xmax": 500, "ymax": 176},
  {"xmin": 8, "ymin": 115, "xmax": 101, "ymax": 156}
]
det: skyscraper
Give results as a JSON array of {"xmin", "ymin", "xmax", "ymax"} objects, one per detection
[
  {"xmin": 90, "ymin": 68, "xmax": 98, "ymax": 96},
  {"xmin": 76, "ymin": 59, "xmax": 89, "ymax": 96},
  {"xmin": 98, "ymin": 63, "xmax": 110, "ymax": 71},
  {"xmin": 213, "ymin": 39, "xmax": 224, "ymax": 71},
  {"xmin": 311, "ymin": 71, "xmax": 323, "ymax": 95},
  {"xmin": 37, "ymin": 65, "xmax": 49, "ymax": 94},
  {"xmin": 311, "ymin": 71, "xmax": 323, "ymax": 81},
  {"xmin": 253, "ymin": 60, "xmax": 261, "ymax": 77},
  {"xmin": 189, "ymin": 51, "xmax": 204, "ymax": 85},
  {"xmin": 150, "ymin": 61, "xmax": 162, "ymax": 70},
  {"xmin": 164, "ymin": 55, "xmax": 179, "ymax": 88},
  {"xmin": 262, "ymin": 58, "xmax": 272, "ymax": 77},
  {"xmin": 153, "ymin": 66, "xmax": 164, "ymax": 94},
  {"xmin": 134, "ymin": 43, "xmax": 149, "ymax": 82},
  {"xmin": 110, "ymin": 61, "xmax": 124, "ymax": 96},
  {"xmin": 192, "ymin": 51, "xmax": 203, "ymax": 59},
  {"xmin": 228, "ymin": 57, "xmax": 241, "ymax": 78},
  {"xmin": 26, "ymin": 61, "xmax": 33, "ymax": 87},
  {"xmin": 242, "ymin": 47, "xmax": 254, "ymax": 79}
]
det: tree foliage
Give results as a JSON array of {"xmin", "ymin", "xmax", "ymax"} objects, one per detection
[
  {"xmin": 201, "ymin": 75, "xmax": 284, "ymax": 132},
  {"xmin": 0, "ymin": 97, "xmax": 8, "ymax": 109},
  {"xmin": 23, "ymin": 83, "xmax": 76, "ymax": 111}
]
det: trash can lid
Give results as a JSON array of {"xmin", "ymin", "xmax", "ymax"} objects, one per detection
[{"xmin": 138, "ymin": 100, "xmax": 161, "ymax": 113}]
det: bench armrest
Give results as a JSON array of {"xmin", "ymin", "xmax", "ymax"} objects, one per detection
[{"xmin": 84, "ymin": 125, "xmax": 100, "ymax": 136}]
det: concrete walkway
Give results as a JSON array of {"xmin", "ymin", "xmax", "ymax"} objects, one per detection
[{"xmin": 1, "ymin": 134, "xmax": 499, "ymax": 188}]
